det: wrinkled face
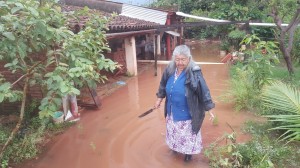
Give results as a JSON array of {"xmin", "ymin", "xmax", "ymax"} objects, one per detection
[{"xmin": 175, "ymin": 54, "xmax": 190, "ymax": 71}]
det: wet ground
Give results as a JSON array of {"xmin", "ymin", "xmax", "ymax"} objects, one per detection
[{"xmin": 21, "ymin": 43, "xmax": 257, "ymax": 168}]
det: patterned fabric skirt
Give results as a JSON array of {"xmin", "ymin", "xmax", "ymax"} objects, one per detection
[{"xmin": 165, "ymin": 115, "xmax": 202, "ymax": 154}]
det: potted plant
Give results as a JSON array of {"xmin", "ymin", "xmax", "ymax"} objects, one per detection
[
  {"xmin": 220, "ymin": 39, "xmax": 230, "ymax": 57},
  {"xmin": 228, "ymin": 29, "xmax": 246, "ymax": 51}
]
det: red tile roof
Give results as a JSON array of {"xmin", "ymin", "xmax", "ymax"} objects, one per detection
[{"xmin": 62, "ymin": 5, "xmax": 160, "ymax": 33}]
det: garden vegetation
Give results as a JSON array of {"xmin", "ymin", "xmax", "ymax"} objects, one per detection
[
  {"xmin": 151, "ymin": 0, "xmax": 300, "ymax": 167},
  {"xmin": 0, "ymin": 0, "xmax": 116, "ymax": 166}
]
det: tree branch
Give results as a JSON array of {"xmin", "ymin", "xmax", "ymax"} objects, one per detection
[
  {"xmin": 285, "ymin": 7, "xmax": 300, "ymax": 32},
  {"xmin": 11, "ymin": 60, "xmax": 44, "ymax": 87},
  {"xmin": 270, "ymin": 7, "xmax": 284, "ymax": 31},
  {"xmin": 11, "ymin": 74, "xmax": 28, "ymax": 87}
]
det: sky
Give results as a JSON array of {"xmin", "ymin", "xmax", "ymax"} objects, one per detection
[{"xmin": 108, "ymin": 0, "xmax": 155, "ymax": 6}]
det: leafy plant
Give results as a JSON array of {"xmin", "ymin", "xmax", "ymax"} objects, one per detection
[
  {"xmin": 261, "ymin": 81, "xmax": 300, "ymax": 141},
  {"xmin": 1, "ymin": 125, "xmax": 45, "ymax": 164},
  {"xmin": 229, "ymin": 29, "xmax": 247, "ymax": 40},
  {"xmin": 241, "ymin": 34, "xmax": 279, "ymax": 90},
  {"xmin": 221, "ymin": 67, "xmax": 260, "ymax": 111},
  {"xmin": 204, "ymin": 131, "xmax": 243, "ymax": 168},
  {"xmin": 237, "ymin": 136, "xmax": 292, "ymax": 168},
  {"xmin": 205, "ymin": 122, "xmax": 296, "ymax": 168},
  {"xmin": 222, "ymin": 35, "xmax": 280, "ymax": 112},
  {"xmin": 0, "ymin": 0, "xmax": 116, "ymax": 161},
  {"xmin": 228, "ymin": 29, "xmax": 247, "ymax": 50},
  {"xmin": 220, "ymin": 39, "xmax": 230, "ymax": 51},
  {"xmin": 242, "ymin": 121, "xmax": 300, "ymax": 167}
]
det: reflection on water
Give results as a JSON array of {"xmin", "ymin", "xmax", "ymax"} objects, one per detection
[{"xmin": 191, "ymin": 43, "xmax": 220, "ymax": 62}]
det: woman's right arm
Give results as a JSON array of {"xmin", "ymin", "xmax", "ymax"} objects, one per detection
[
  {"xmin": 155, "ymin": 69, "xmax": 168, "ymax": 108},
  {"xmin": 156, "ymin": 69, "xmax": 168, "ymax": 98},
  {"xmin": 154, "ymin": 98, "xmax": 163, "ymax": 109}
]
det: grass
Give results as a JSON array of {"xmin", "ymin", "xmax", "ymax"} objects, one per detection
[
  {"xmin": 0, "ymin": 117, "xmax": 75, "ymax": 167},
  {"xmin": 204, "ymin": 121, "xmax": 300, "ymax": 168},
  {"xmin": 242, "ymin": 121, "xmax": 300, "ymax": 168},
  {"xmin": 270, "ymin": 64, "xmax": 300, "ymax": 87}
]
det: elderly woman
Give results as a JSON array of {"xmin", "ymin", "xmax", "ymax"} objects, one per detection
[{"xmin": 154, "ymin": 45, "xmax": 215, "ymax": 162}]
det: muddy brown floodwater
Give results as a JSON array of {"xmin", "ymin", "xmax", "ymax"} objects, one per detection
[{"xmin": 21, "ymin": 43, "xmax": 258, "ymax": 168}]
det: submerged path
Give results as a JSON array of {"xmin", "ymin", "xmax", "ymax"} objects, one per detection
[{"xmin": 21, "ymin": 44, "xmax": 255, "ymax": 168}]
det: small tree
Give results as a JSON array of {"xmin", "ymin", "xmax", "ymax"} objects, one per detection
[
  {"xmin": 241, "ymin": 34, "xmax": 279, "ymax": 90},
  {"xmin": 0, "ymin": 0, "xmax": 116, "ymax": 159},
  {"xmin": 268, "ymin": 0, "xmax": 300, "ymax": 75}
]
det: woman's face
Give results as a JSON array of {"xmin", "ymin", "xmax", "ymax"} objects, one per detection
[{"xmin": 175, "ymin": 54, "xmax": 190, "ymax": 71}]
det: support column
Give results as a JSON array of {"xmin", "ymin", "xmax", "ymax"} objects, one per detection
[
  {"xmin": 166, "ymin": 15, "xmax": 171, "ymax": 60},
  {"xmin": 153, "ymin": 35, "xmax": 157, "ymax": 76},
  {"xmin": 156, "ymin": 34, "xmax": 161, "ymax": 55},
  {"xmin": 152, "ymin": 35, "xmax": 156, "ymax": 57},
  {"xmin": 125, "ymin": 36, "xmax": 137, "ymax": 76},
  {"xmin": 166, "ymin": 35, "xmax": 171, "ymax": 60},
  {"xmin": 180, "ymin": 26, "xmax": 184, "ymax": 44}
]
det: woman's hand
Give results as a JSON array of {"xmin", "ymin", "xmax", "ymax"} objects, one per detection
[
  {"xmin": 154, "ymin": 98, "xmax": 163, "ymax": 109},
  {"xmin": 208, "ymin": 111, "xmax": 215, "ymax": 121}
]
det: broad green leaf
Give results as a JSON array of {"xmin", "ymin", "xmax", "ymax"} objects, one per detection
[
  {"xmin": 11, "ymin": 6, "xmax": 23, "ymax": 14},
  {"xmin": 69, "ymin": 73, "xmax": 74, "ymax": 78},
  {"xmin": 0, "ymin": 94, "xmax": 4, "ymax": 102},
  {"xmin": 28, "ymin": 7, "xmax": 39, "ymax": 17},
  {"xmin": 0, "ymin": 82, "xmax": 11, "ymax": 91},
  {"xmin": 14, "ymin": 2, "xmax": 24, "ymax": 8},
  {"xmin": 52, "ymin": 98, "xmax": 62, "ymax": 106},
  {"xmin": 48, "ymin": 103, "xmax": 57, "ymax": 112},
  {"xmin": 0, "ymin": 1, "xmax": 8, "ymax": 8},
  {"xmin": 53, "ymin": 75, "xmax": 63, "ymax": 82},
  {"xmin": 35, "ymin": 21, "xmax": 47, "ymax": 36},
  {"xmin": 70, "ymin": 88, "xmax": 80, "ymax": 95},
  {"xmin": 39, "ymin": 110, "xmax": 50, "ymax": 119},
  {"xmin": 0, "ymin": 24, "xmax": 4, "ymax": 32},
  {"xmin": 2, "ymin": 32, "xmax": 15, "ymax": 41},
  {"xmin": 77, "ymin": 57, "xmax": 93, "ymax": 64},
  {"xmin": 17, "ymin": 44, "xmax": 27, "ymax": 58},
  {"xmin": 60, "ymin": 85, "xmax": 69, "ymax": 93}
]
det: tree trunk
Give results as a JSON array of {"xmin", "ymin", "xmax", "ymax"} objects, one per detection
[
  {"xmin": 0, "ymin": 75, "xmax": 29, "ymax": 160},
  {"xmin": 282, "ymin": 50, "xmax": 294, "ymax": 75},
  {"xmin": 270, "ymin": 5, "xmax": 300, "ymax": 75},
  {"xmin": 279, "ymin": 33, "xmax": 295, "ymax": 75}
]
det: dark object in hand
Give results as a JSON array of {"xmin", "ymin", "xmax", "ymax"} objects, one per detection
[{"xmin": 138, "ymin": 108, "xmax": 154, "ymax": 118}]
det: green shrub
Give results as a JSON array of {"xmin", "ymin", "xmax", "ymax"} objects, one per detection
[
  {"xmin": 221, "ymin": 67, "xmax": 260, "ymax": 111},
  {"xmin": 223, "ymin": 35, "xmax": 280, "ymax": 112},
  {"xmin": 228, "ymin": 29, "xmax": 246, "ymax": 50},
  {"xmin": 241, "ymin": 35, "xmax": 279, "ymax": 90},
  {"xmin": 205, "ymin": 122, "xmax": 299, "ymax": 168},
  {"xmin": 242, "ymin": 121, "xmax": 300, "ymax": 167},
  {"xmin": 237, "ymin": 136, "xmax": 292, "ymax": 167},
  {"xmin": 0, "ymin": 126, "xmax": 10, "ymax": 144},
  {"xmin": 220, "ymin": 39, "xmax": 230, "ymax": 51},
  {"xmin": 1, "ymin": 126, "xmax": 44, "ymax": 166}
]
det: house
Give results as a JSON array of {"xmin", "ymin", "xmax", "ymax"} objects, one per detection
[
  {"xmin": 64, "ymin": 0, "xmax": 183, "ymax": 76},
  {"xmin": 0, "ymin": 0, "xmax": 183, "ymax": 114}
]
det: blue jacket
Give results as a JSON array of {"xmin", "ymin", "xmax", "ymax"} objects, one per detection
[
  {"xmin": 165, "ymin": 71, "xmax": 191, "ymax": 121},
  {"xmin": 156, "ymin": 64, "xmax": 215, "ymax": 134}
]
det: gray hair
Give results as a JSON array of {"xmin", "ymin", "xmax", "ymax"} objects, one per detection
[{"xmin": 167, "ymin": 45, "xmax": 196, "ymax": 74}]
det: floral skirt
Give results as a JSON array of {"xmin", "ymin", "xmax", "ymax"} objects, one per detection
[{"xmin": 165, "ymin": 115, "xmax": 202, "ymax": 154}]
